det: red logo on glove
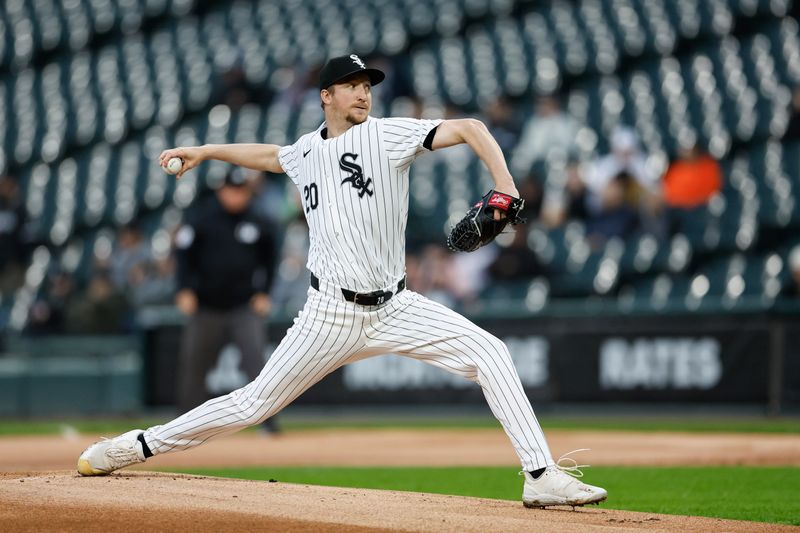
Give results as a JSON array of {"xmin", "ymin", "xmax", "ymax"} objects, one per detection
[{"xmin": 488, "ymin": 193, "xmax": 511, "ymax": 210}]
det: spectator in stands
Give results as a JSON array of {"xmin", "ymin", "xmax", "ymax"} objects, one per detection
[
  {"xmin": 174, "ymin": 168, "xmax": 279, "ymax": 431},
  {"xmin": 488, "ymin": 224, "xmax": 546, "ymax": 282},
  {"xmin": 517, "ymin": 173, "xmax": 544, "ymax": 222},
  {"xmin": 510, "ymin": 95, "xmax": 578, "ymax": 174},
  {"xmin": 783, "ymin": 86, "xmax": 800, "ymax": 140},
  {"xmin": 111, "ymin": 222, "xmax": 151, "ymax": 291},
  {"xmin": 585, "ymin": 126, "xmax": 658, "ymax": 214},
  {"xmin": 0, "ymin": 175, "xmax": 29, "ymax": 296},
  {"xmin": 406, "ymin": 243, "xmax": 495, "ymax": 308},
  {"xmin": 485, "ymin": 96, "xmax": 521, "ymax": 155},
  {"xmin": 27, "ymin": 269, "xmax": 76, "ymax": 335},
  {"xmin": 586, "ymin": 172, "xmax": 641, "ymax": 248},
  {"xmin": 586, "ymin": 126, "xmax": 664, "ymax": 237},
  {"xmin": 65, "ymin": 268, "xmax": 131, "ymax": 334},
  {"xmin": 127, "ymin": 254, "xmax": 176, "ymax": 307},
  {"xmin": 450, "ymin": 245, "xmax": 497, "ymax": 308},
  {"xmin": 662, "ymin": 141, "xmax": 723, "ymax": 209},
  {"xmin": 541, "ymin": 160, "xmax": 590, "ymax": 227}
]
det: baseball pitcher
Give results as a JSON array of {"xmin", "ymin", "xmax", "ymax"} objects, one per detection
[{"xmin": 77, "ymin": 54, "xmax": 606, "ymax": 508}]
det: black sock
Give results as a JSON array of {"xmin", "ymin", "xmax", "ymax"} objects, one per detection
[
  {"xmin": 137, "ymin": 433, "xmax": 153, "ymax": 458},
  {"xmin": 529, "ymin": 467, "xmax": 546, "ymax": 479}
]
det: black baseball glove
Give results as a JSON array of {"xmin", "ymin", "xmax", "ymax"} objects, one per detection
[{"xmin": 446, "ymin": 190, "xmax": 526, "ymax": 252}]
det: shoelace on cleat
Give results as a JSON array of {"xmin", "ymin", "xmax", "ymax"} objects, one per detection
[
  {"xmin": 519, "ymin": 448, "xmax": 593, "ymax": 480},
  {"xmin": 555, "ymin": 448, "xmax": 591, "ymax": 478}
]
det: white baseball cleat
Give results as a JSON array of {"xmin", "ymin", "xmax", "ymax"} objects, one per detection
[
  {"xmin": 522, "ymin": 466, "xmax": 608, "ymax": 508},
  {"xmin": 77, "ymin": 429, "xmax": 147, "ymax": 476}
]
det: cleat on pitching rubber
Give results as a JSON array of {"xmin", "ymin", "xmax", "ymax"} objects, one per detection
[{"xmin": 77, "ymin": 429, "xmax": 147, "ymax": 476}]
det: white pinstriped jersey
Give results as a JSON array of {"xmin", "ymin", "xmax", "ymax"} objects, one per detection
[
  {"xmin": 278, "ymin": 116, "xmax": 442, "ymax": 293},
  {"xmin": 144, "ymin": 116, "xmax": 555, "ymax": 474}
]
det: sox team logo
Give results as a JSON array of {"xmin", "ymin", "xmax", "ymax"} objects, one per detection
[
  {"xmin": 350, "ymin": 54, "xmax": 366, "ymax": 69},
  {"xmin": 339, "ymin": 152, "xmax": 374, "ymax": 198}
]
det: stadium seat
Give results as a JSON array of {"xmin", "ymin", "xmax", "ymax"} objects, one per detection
[{"xmin": 2, "ymin": 0, "xmax": 798, "ymax": 324}]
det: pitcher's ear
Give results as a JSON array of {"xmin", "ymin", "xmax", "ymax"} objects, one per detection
[{"xmin": 321, "ymin": 88, "xmax": 333, "ymax": 106}]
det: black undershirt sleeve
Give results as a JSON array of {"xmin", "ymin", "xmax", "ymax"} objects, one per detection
[{"xmin": 423, "ymin": 125, "xmax": 439, "ymax": 151}]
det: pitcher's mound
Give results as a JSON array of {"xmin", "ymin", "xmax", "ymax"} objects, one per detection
[{"xmin": 0, "ymin": 471, "xmax": 790, "ymax": 532}]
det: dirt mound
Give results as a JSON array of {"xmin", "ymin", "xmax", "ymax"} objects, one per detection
[
  {"xmin": 1, "ymin": 471, "xmax": 792, "ymax": 532},
  {"xmin": 3, "ymin": 429, "xmax": 798, "ymax": 530},
  {"xmin": 1, "ymin": 429, "xmax": 799, "ymax": 472}
]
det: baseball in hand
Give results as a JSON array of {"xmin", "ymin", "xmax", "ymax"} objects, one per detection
[{"xmin": 164, "ymin": 157, "xmax": 183, "ymax": 175}]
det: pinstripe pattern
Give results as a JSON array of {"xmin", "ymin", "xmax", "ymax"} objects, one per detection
[
  {"xmin": 276, "ymin": 117, "xmax": 442, "ymax": 293},
  {"xmin": 365, "ymin": 291, "xmax": 552, "ymax": 470},
  {"xmin": 145, "ymin": 289, "xmax": 553, "ymax": 470},
  {"xmin": 145, "ymin": 288, "xmax": 369, "ymax": 452},
  {"xmin": 143, "ymin": 116, "xmax": 555, "ymax": 471}
]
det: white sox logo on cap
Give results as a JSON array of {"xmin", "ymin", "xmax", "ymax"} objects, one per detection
[
  {"xmin": 350, "ymin": 54, "xmax": 366, "ymax": 69},
  {"xmin": 319, "ymin": 54, "xmax": 385, "ymax": 89}
]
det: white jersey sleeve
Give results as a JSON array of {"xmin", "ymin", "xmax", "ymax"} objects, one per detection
[
  {"xmin": 380, "ymin": 117, "xmax": 443, "ymax": 171},
  {"xmin": 278, "ymin": 142, "xmax": 301, "ymax": 185}
]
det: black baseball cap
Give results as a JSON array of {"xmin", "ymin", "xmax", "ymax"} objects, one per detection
[{"xmin": 319, "ymin": 54, "xmax": 385, "ymax": 90}]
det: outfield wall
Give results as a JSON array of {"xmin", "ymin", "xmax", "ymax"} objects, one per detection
[
  {"xmin": 142, "ymin": 311, "xmax": 800, "ymax": 415},
  {"xmin": 0, "ymin": 311, "xmax": 796, "ymax": 416}
]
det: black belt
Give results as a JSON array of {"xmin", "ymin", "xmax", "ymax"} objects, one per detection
[{"xmin": 311, "ymin": 274, "xmax": 405, "ymax": 306}]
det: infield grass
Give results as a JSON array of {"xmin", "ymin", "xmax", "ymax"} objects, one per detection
[
  {"xmin": 171, "ymin": 466, "xmax": 800, "ymax": 526},
  {"xmin": 0, "ymin": 415, "xmax": 798, "ymax": 436}
]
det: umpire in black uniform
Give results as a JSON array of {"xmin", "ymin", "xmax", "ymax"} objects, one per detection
[{"xmin": 173, "ymin": 168, "xmax": 278, "ymax": 430}]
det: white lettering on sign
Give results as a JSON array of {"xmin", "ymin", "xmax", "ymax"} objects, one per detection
[
  {"xmin": 505, "ymin": 336, "xmax": 549, "ymax": 387},
  {"xmin": 599, "ymin": 337, "xmax": 722, "ymax": 390},
  {"xmin": 343, "ymin": 336, "xmax": 549, "ymax": 391},
  {"xmin": 206, "ymin": 344, "xmax": 248, "ymax": 393}
]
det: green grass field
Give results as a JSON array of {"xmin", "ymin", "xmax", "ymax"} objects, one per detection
[
  {"xmin": 170, "ymin": 466, "xmax": 800, "ymax": 526},
  {"xmin": 0, "ymin": 415, "xmax": 798, "ymax": 436},
  {"xmin": 1, "ymin": 416, "xmax": 796, "ymax": 524}
]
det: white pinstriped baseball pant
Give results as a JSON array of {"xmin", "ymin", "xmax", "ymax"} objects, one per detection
[{"xmin": 143, "ymin": 279, "xmax": 554, "ymax": 471}]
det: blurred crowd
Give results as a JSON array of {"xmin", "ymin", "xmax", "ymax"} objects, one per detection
[
  {"xmin": 6, "ymin": 63, "xmax": 800, "ymax": 334},
  {"xmin": 27, "ymin": 222, "xmax": 176, "ymax": 335},
  {"xmin": 22, "ymin": 169, "xmax": 303, "ymax": 335},
  {"xmin": 403, "ymin": 92, "xmax": 728, "ymax": 307}
]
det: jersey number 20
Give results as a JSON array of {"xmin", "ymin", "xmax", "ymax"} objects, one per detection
[{"xmin": 304, "ymin": 183, "xmax": 319, "ymax": 213}]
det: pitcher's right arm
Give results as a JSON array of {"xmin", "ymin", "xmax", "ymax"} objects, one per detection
[{"xmin": 159, "ymin": 144, "xmax": 283, "ymax": 178}]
